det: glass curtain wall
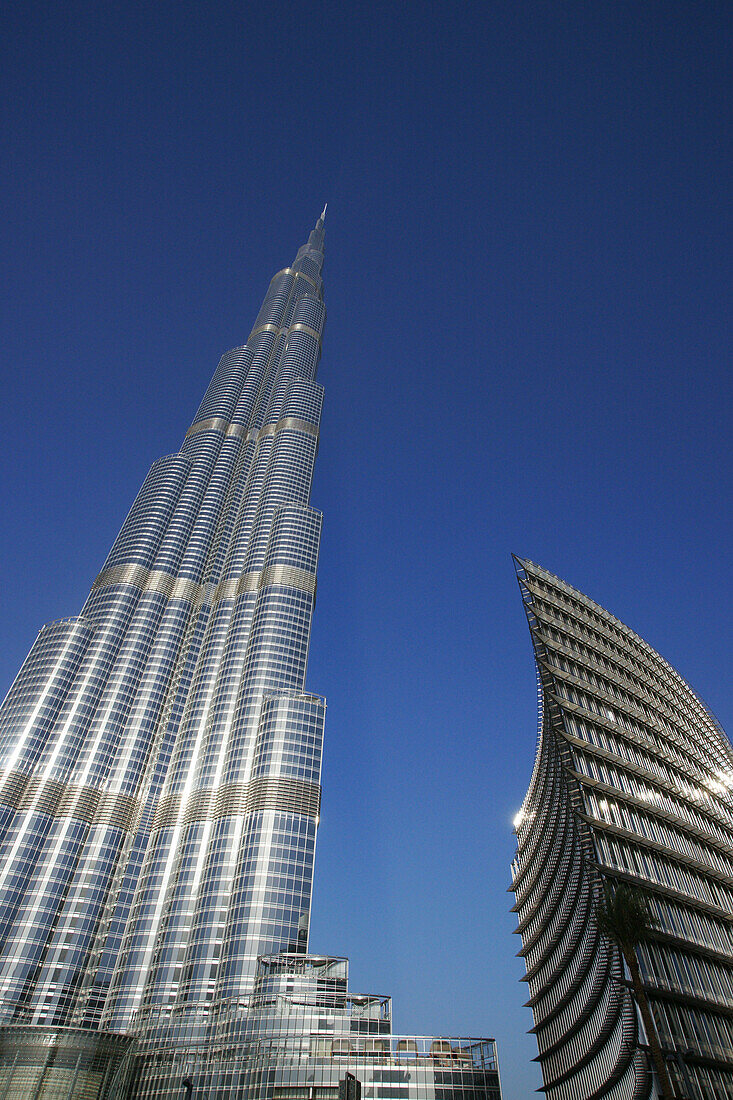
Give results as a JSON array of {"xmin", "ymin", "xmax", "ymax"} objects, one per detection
[{"xmin": 0, "ymin": 215, "xmax": 328, "ymax": 1094}]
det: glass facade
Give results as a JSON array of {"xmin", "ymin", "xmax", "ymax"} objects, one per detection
[
  {"xmin": 124, "ymin": 956, "xmax": 501, "ymax": 1100},
  {"xmin": 511, "ymin": 559, "xmax": 733, "ymax": 1100},
  {"xmin": 0, "ymin": 214, "xmax": 500, "ymax": 1100}
]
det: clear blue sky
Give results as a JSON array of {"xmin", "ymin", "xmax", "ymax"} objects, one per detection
[{"xmin": 1, "ymin": 3, "xmax": 731, "ymax": 1096}]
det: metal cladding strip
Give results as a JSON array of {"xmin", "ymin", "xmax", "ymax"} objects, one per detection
[
  {"xmin": 182, "ymin": 789, "xmax": 215, "ymax": 825},
  {"xmin": 93, "ymin": 790, "xmax": 139, "ymax": 830},
  {"xmin": 150, "ymin": 792, "xmax": 180, "ymax": 831},
  {"xmin": 184, "ymin": 413, "xmax": 318, "ymax": 443},
  {"xmin": 287, "ymin": 322, "xmax": 322, "ymax": 343},
  {"xmin": 246, "ymin": 776, "xmax": 322, "ymax": 817},
  {"xmin": 90, "ymin": 561, "xmax": 317, "ymax": 604},
  {"xmin": 259, "ymin": 563, "xmax": 317, "ymax": 595},
  {"xmin": 275, "ymin": 416, "xmax": 319, "ymax": 436},
  {"xmin": 248, "ymin": 322, "xmax": 282, "ymax": 339},
  {"xmin": 0, "ymin": 769, "xmax": 140, "ymax": 830},
  {"xmin": 214, "ymin": 574, "xmax": 258, "ymax": 601},
  {"xmin": 89, "ymin": 564, "xmax": 205, "ymax": 604},
  {"xmin": 150, "ymin": 777, "xmax": 321, "ymax": 830},
  {"xmin": 248, "ymin": 319, "xmax": 322, "ymax": 346},
  {"xmin": 271, "ymin": 267, "xmax": 320, "ymax": 291},
  {"xmin": 182, "ymin": 416, "xmax": 230, "ymax": 438},
  {"xmin": 540, "ymin": 635, "xmax": 703, "ymax": 767},
  {"xmin": 0, "ymin": 770, "xmax": 30, "ymax": 806}
]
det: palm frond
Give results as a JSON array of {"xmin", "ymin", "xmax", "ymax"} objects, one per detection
[{"xmin": 593, "ymin": 882, "xmax": 658, "ymax": 952}]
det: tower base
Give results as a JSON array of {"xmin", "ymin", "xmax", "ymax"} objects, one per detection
[{"xmin": 0, "ymin": 1025, "xmax": 133, "ymax": 1100}]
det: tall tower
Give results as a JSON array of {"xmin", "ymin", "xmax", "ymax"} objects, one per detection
[
  {"xmin": 0, "ymin": 217, "xmax": 502, "ymax": 1100},
  {"xmin": 512, "ymin": 559, "xmax": 733, "ymax": 1100},
  {"xmin": 0, "ymin": 213, "xmax": 326, "ymax": 1078}
]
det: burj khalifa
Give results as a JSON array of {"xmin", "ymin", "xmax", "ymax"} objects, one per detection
[{"xmin": 0, "ymin": 215, "xmax": 501, "ymax": 1100}]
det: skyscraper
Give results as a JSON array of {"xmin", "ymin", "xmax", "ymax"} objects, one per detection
[
  {"xmin": 511, "ymin": 559, "xmax": 733, "ymax": 1100},
  {"xmin": 0, "ymin": 215, "xmax": 501, "ymax": 1100}
]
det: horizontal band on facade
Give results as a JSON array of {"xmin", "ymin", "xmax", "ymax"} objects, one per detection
[
  {"xmin": 183, "ymin": 416, "xmax": 230, "ymax": 437},
  {"xmin": 597, "ymin": 862, "xmax": 733, "ymax": 925},
  {"xmin": 90, "ymin": 561, "xmax": 317, "ymax": 603},
  {"xmin": 636, "ymin": 978, "xmax": 733, "ymax": 1021},
  {"xmin": 151, "ymin": 776, "xmax": 321, "ymax": 830},
  {"xmin": 271, "ymin": 267, "xmax": 320, "ymax": 291},
  {"xmin": 533, "ymin": 605, "xmax": 698, "ymax": 736},
  {"xmin": 248, "ymin": 322, "xmax": 281, "ymax": 338},
  {"xmin": 184, "ymin": 413, "xmax": 319, "ymax": 443},
  {"xmin": 252, "ymin": 416, "xmax": 319, "ymax": 442},
  {"xmin": 0, "ymin": 770, "xmax": 139, "ymax": 831},
  {"xmin": 543, "ymin": 654, "xmax": 712, "ymax": 780},
  {"xmin": 90, "ymin": 564, "xmax": 208, "ymax": 603},
  {"xmin": 541, "ymin": 650, "xmax": 699, "ymax": 758},
  {"xmin": 520, "ymin": 563, "xmax": 650, "ymax": 660},
  {"xmin": 560, "ymin": 726, "xmax": 733, "ymax": 847},
  {"xmin": 578, "ymin": 810, "xmax": 733, "ymax": 889},
  {"xmin": 259, "ymin": 564, "xmax": 316, "ymax": 594},
  {"xmin": 553, "ymin": 695, "xmax": 733, "ymax": 829},
  {"xmin": 247, "ymin": 320, "xmax": 322, "ymax": 345},
  {"xmin": 288, "ymin": 323, "xmax": 323, "ymax": 342},
  {"xmin": 569, "ymin": 768, "xmax": 733, "ymax": 866}
]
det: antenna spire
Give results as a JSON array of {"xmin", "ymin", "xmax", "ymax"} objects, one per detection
[{"xmin": 320, "ymin": 203, "xmax": 328, "ymax": 222}]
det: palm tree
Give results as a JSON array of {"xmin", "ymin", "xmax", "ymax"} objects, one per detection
[{"xmin": 594, "ymin": 881, "xmax": 677, "ymax": 1100}]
